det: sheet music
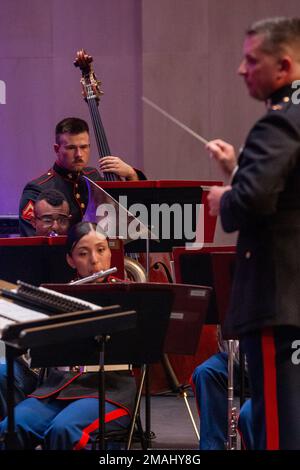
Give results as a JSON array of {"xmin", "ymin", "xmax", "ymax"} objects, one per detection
[{"xmin": 0, "ymin": 298, "xmax": 48, "ymax": 335}]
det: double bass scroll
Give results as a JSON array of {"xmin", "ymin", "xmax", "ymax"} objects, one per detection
[
  {"xmin": 74, "ymin": 49, "xmax": 119, "ymax": 181},
  {"xmin": 74, "ymin": 49, "xmax": 173, "ymax": 285}
]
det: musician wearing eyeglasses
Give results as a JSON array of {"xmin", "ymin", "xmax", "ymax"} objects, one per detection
[{"xmin": 30, "ymin": 189, "xmax": 71, "ymax": 236}]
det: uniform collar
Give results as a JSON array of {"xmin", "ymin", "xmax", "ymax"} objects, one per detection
[
  {"xmin": 266, "ymin": 84, "xmax": 293, "ymax": 108},
  {"xmin": 53, "ymin": 161, "xmax": 82, "ymax": 182}
]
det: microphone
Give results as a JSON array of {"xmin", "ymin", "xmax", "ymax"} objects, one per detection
[{"xmin": 69, "ymin": 267, "xmax": 117, "ymax": 285}]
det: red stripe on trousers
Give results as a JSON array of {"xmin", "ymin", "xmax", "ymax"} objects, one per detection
[
  {"xmin": 261, "ymin": 328, "xmax": 279, "ymax": 450},
  {"xmin": 73, "ymin": 408, "xmax": 129, "ymax": 450}
]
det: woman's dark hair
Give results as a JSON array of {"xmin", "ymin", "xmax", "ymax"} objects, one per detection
[{"xmin": 66, "ymin": 221, "xmax": 107, "ymax": 254}]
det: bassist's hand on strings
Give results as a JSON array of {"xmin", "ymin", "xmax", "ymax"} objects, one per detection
[{"xmin": 99, "ymin": 156, "xmax": 139, "ymax": 180}]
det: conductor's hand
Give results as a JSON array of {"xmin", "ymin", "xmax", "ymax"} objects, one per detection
[
  {"xmin": 207, "ymin": 185, "xmax": 232, "ymax": 216},
  {"xmin": 99, "ymin": 156, "xmax": 138, "ymax": 180},
  {"xmin": 206, "ymin": 139, "xmax": 237, "ymax": 176}
]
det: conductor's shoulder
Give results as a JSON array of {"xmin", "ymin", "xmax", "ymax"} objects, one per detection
[{"xmin": 268, "ymin": 93, "xmax": 300, "ymax": 133}]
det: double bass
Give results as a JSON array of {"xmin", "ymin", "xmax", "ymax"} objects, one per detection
[{"xmin": 74, "ymin": 49, "xmax": 172, "ymax": 284}]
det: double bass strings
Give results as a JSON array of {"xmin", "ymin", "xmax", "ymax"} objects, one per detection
[
  {"xmin": 88, "ymin": 96, "xmax": 106, "ymax": 155},
  {"xmin": 142, "ymin": 96, "xmax": 209, "ymax": 146},
  {"xmin": 88, "ymin": 95, "xmax": 115, "ymax": 181}
]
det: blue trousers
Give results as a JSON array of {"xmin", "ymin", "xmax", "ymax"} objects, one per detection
[
  {"xmin": 0, "ymin": 359, "xmax": 38, "ymax": 420},
  {"xmin": 0, "ymin": 396, "xmax": 130, "ymax": 450},
  {"xmin": 192, "ymin": 352, "xmax": 253, "ymax": 449}
]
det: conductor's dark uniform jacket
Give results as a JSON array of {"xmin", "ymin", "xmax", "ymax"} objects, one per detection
[{"xmin": 221, "ymin": 85, "xmax": 300, "ymax": 336}]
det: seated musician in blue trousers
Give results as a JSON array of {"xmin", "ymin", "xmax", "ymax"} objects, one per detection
[
  {"xmin": 0, "ymin": 222, "xmax": 135, "ymax": 450},
  {"xmin": 191, "ymin": 332, "xmax": 254, "ymax": 449}
]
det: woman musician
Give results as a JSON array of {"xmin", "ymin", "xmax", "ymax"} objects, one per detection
[{"xmin": 0, "ymin": 222, "xmax": 135, "ymax": 450}]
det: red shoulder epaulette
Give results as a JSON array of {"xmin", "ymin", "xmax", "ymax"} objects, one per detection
[{"xmin": 31, "ymin": 168, "xmax": 55, "ymax": 186}]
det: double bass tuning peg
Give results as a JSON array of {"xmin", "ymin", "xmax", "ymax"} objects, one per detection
[{"xmin": 74, "ymin": 49, "xmax": 93, "ymax": 70}]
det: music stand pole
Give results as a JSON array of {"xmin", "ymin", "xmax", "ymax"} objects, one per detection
[
  {"xmin": 126, "ymin": 364, "xmax": 147, "ymax": 450},
  {"xmin": 145, "ymin": 364, "xmax": 152, "ymax": 448},
  {"xmin": 95, "ymin": 334, "xmax": 110, "ymax": 451},
  {"xmin": 161, "ymin": 354, "xmax": 199, "ymax": 440},
  {"xmin": 146, "ymin": 238, "xmax": 150, "ymax": 281}
]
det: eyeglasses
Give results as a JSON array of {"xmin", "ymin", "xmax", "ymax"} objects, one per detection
[{"xmin": 35, "ymin": 215, "xmax": 71, "ymax": 227}]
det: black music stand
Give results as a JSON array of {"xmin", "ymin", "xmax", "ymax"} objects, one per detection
[
  {"xmin": 2, "ymin": 306, "xmax": 137, "ymax": 451},
  {"xmin": 2, "ymin": 284, "xmax": 174, "ymax": 450},
  {"xmin": 39, "ymin": 282, "xmax": 176, "ymax": 448},
  {"xmin": 84, "ymin": 178, "xmax": 203, "ymax": 253},
  {"xmin": 41, "ymin": 282, "xmax": 211, "ymax": 445}
]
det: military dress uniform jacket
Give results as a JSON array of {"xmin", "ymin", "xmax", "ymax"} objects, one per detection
[
  {"xmin": 28, "ymin": 369, "xmax": 136, "ymax": 416},
  {"xmin": 19, "ymin": 162, "xmax": 146, "ymax": 236},
  {"xmin": 221, "ymin": 85, "xmax": 300, "ymax": 337}
]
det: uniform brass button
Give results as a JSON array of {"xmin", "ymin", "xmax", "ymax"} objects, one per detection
[
  {"xmin": 245, "ymin": 251, "xmax": 251, "ymax": 259},
  {"xmin": 75, "ymin": 183, "xmax": 78, "ymax": 188},
  {"xmin": 75, "ymin": 193, "xmax": 80, "ymax": 199},
  {"xmin": 80, "ymin": 203, "xmax": 85, "ymax": 208},
  {"xmin": 271, "ymin": 104, "xmax": 282, "ymax": 110},
  {"xmin": 283, "ymin": 96, "xmax": 290, "ymax": 103},
  {"xmin": 47, "ymin": 172, "xmax": 51, "ymax": 176}
]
